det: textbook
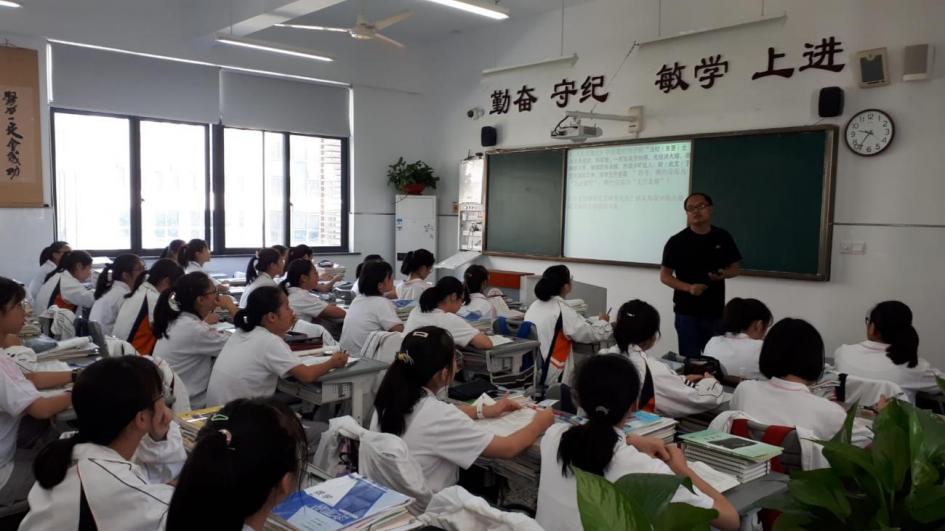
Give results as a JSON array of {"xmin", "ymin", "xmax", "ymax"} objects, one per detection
[
  {"xmin": 687, "ymin": 460, "xmax": 741, "ymax": 493},
  {"xmin": 175, "ymin": 405, "xmax": 223, "ymax": 447},
  {"xmin": 679, "ymin": 429, "xmax": 783, "ymax": 463},
  {"xmin": 270, "ymin": 473, "xmax": 413, "ymax": 531}
]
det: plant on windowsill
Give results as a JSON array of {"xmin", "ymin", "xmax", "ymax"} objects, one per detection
[{"xmin": 386, "ymin": 157, "xmax": 439, "ymax": 195}]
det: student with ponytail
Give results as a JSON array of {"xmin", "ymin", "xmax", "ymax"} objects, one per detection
[
  {"xmin": 113, "ymin": 258, "xmax": 184, "ymax": 355},
  {"xmin": 340, "ymin": 261, "xmax": 404, "ymax": 355},
  {"xmin": 372, "ymin": 327, "xmax": 554, "ymax": 492},
  {"xmin": 179, "ymin": 238, "xmax": 228, "ymax": 292},
  {"xmin": 404, "ymin": 277, "xmax": 493, "ymax": 349},
  {"xmin": 160, "ymin": 239, "xmax": 185, "ymax": 259},
  {"xmin": 166, "ymin": 398, "xmax": 307, "ymax": 530},
  {"xmin": 835, "ymin": 300, "xmax": 941, "ymax": 403},
  {"xmin": 282, "ymin": 259, "xmax": 346, "ymax": 321},
  {"xmin": 536, "ymin": 355, "xmax": 739, "ymax": 531},
  {"xmin": 27, "ymin": 241, "xmax": 70, "ymax": 303},
  {"xmin": 352, "ymin": 254, "xmax": 383, "ymax": 295},
  {"xmin": 240, "ymin": 247, "xmax": 285, "ymax": 309},
  {"xmin": 207, "ymin": 286, "xmax": 347, "ymax": 406},
  {"xmin": 19, "ymin": 356, "xmax": 186, "ymax": 529},
  {"xmin": 524, "ymin": 265, "xmax": 611, "ymax": 387},
  {"xmin": 152, "ymin": 272, "xmax": 237, "ymax": 408},
  {"xmin": 396, "ymin": 248, "xmax": 435, "ymax": 300},
  {"xmin": 702, "ymin": 297, "xmax": 772, "ymax": 380},
  {"xmin": 89, "ymin": 254, "xmax": 145, "ymax": 335},
  {"xmin": 287, "ymin": 244, "xmax": 313, "ymax": 264},
  {"xmin": 458, "ymin": 264, "xmax": 497, "ymax": 321},
  {"xmin": 35, "ymin": 250, "xmax": 95, "ymax": 314},
  {"xmin": 601, "ymin": 300, "xmax": 724, "ymax": 417}
]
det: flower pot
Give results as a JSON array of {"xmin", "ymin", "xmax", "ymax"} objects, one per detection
[{"xmin": 401, "ymin": 183, "xmax": 426, "ymax": 195}]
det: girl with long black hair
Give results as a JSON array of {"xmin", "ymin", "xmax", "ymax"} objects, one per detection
[{"xmin": 89, "ymin": 253, "xmax": 145, "ymax": 335}]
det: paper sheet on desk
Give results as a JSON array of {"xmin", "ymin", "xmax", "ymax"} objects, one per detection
[
  {"xmin": 687, "ymin": 460, "xmax": 740, "ymax": 492},
  {"xmin": 487, "ymin": 335, "xmax": 514, "ymax": 347},
  {"xmin": 301, "ymin": 356, "xmax": 360, "ymax": 367}
]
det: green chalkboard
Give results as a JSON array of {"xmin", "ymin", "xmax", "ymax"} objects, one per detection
[
  {"xmin": 691, "ymin": 130, "xmax": 835, "ymax": 278},
  {"xmin": 485, "ymin": 150, "xmax": 564, "ymax": 257}
]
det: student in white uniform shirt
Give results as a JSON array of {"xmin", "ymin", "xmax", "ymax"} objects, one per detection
[
  {"xmin": 731, "ymin": 318, "xmax": 874, "ymax": 447},
  {"xmin": 404, "ymin": 277, "xmax": 493, "ymax": 349},
  {"xmin": 371, "ymin": 327, "xmax": 554, "ymax": 493},
  {"xmin": 287, "ymin": 245, "xmax": 344, "ymax": 293},
  {"xmin": 350, "ymin": 254, "xmax": 384, "ymax": 297},
  {"xmin": 239, "ymin": 247, "xmax": 285, "ymax": 310},
  {"xmin": 523, "ymin": 265, "xmax": 612, "ymax": 387},
  {"xmin": 207, "ymin": 286, "xmax": 348, "ymax": 407},
  {"xmin": 339, "ymin": 261, "xmax": 404, "ymax": 355},
  {"xmin": 89, "ymin": 254, "xmax": 145, "ymax": 335},
  {"xmin": 702, "ymin": 297, "xmax": 772, "ymax": 380},
  {"xmin": 458, "ymin": 265, "xmax": 497, "ymax": 321},
  {"xmin": 0, "ymin": 278, "xmax": 74, "ymax": 508},
  {"xmin": 536, "ymin": 355, "xmax": 739, "ymax": 531},
  {"xmin": 178, "ymin": 238, "xmax": 228, "ymax": 293},
  {"xmin": 166, "ymin": 398, "xmax": 308, "ymax": 531},
  {"xmin": 113, "ymin": 258, "xmax": 184, "ymax": 356},
  {"xmin": 396, "ymin": 248, "xmax": 435, "ymax": 300},
  {"xmin": 152, "ymin": 272, "xmax": 238, "ymax": 409},
  {"xmin": 835, "ymin": 300, "xmax": 942, "ymax": 403},
  {"xmin": 27, "ymin": 241, "xmax": 70, "ymax": 303},
  {"xmin": 19, "ymin": 356, "xmax": 187, "ymax": 530},
  {"xmin": 35, "ymin": 250, "xmax": 95, "ymax": 314},
  {"xmin": 601, "ymin": 300, "xmax": 724, "ymax": 418},
  {"xmin": 281, "ymin": 258, "xmax": 346, "ymax": 321}
]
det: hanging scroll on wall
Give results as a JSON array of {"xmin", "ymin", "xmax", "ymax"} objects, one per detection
[{"xmin": 0, "ymin": 47, "xmax": 43, "ymax": 207}]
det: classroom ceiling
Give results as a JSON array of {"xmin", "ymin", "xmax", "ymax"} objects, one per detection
[{"xmin": 249, "ymin": 0, "xmax": 594, "ymax": 50}]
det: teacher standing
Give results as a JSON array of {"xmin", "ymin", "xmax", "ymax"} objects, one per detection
[{"xmin": 660, "ymin": 193, "xmax": 741, "ymax": 358}]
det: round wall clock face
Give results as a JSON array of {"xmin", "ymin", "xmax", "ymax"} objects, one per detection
[{"xmin": 845, "ymin": 109, "xmax": 894, "ymax": 156}]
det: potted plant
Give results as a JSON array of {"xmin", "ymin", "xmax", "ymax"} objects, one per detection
[{"xmin": 386, "ymin": 157, "xmax": 439, "ymax": 195}]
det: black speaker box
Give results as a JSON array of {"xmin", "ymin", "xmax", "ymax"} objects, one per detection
[
  {"xmin": 818, "ymin": 87, "xmax": 844, "ymax": 117},
  {"xmin": 481, "ymin": 126, "xmax": 497, "ymax": 147}
]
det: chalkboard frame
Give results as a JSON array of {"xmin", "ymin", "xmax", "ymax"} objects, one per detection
[{"xmin": 482, "ymin": 124, "xmax": 838, "ymax": 281}]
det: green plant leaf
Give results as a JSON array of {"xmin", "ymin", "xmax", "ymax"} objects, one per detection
[
  {"xmin": 906, "ymin": 404, "xmax": 945, "ymax": 489},
  {"xmin": 871, "ymin": 399, "xmax": 911, "ymax": 492},
  {"xmin": 905, "ymin": 485, "xmax": 945, "ymax": 523},
  {"xmin": 573, "ymin": 466, "xmax": 649, "ymax": 531},
  {"xmin": 651, "ymin": 502, "xmax": 717, "ymax": 531},
  {"xmin": 614, "ymin": 473, "xmax": 685, "ymax": 522},
  {"xmin": 936, "ymin": 376, "xmax": 945, "ymax": 395},
  {"xmin": 785, "ymin": 468, "xmax": 852, "ymax": 520},
  {"xmin": 771, "ymin": 511, "xmax": 813, "ymax": 531},
  {"xmin": 818, "ymin": 440, "xmax": 889, "ymax": 521},
  {"xmin": 830, "ymin": 400, "xmax": 859, "ymax": 445}
]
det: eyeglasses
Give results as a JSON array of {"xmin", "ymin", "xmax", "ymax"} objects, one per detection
[
  {"xmin": 685, "ymin": 202, "xmax": 711, "ymax": 213},
  {"xmin": 454, "ymin": 349, "xmax": 464, "ymax": 367}
]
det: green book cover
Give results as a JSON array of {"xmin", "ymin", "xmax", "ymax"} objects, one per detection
[{"xmin": 679, "ymin": 429, "xmax": 783, "ymax": 462}]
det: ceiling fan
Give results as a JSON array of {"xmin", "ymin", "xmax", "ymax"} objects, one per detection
[{"xmin": 275, "ymin": 4, "xmax": 414, "ymax": 48}]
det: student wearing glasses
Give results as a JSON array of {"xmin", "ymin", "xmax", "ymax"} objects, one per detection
[
  {"xmin": 660, "ymin": 193, "xmax": 742, "ymax": 358},
  {"xmin": 152, "ymin": 272, "xmax": 238, "ymax": 409}
]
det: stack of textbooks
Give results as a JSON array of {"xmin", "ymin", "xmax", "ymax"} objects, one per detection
[
  {"xmin": 269, "ymin": 473, "xmax": 414, "ymax": 531},
  {"xmin": 622, "ymin": 410, "xmax": 678, "ymax": 444},
  {"xmin": 175, "ymin": 406, "xmax": 222, "ymax": 450},
  {"xmin": 393, "ymin": 300, "xmax": 416, "ymax": 321},
  {"xmin": 680, "ymin": 429, "xmax": 783, "ymax": 483},
  {"xmin": 25, "ymin": 337, "xmax": 98, "ymax": 362}
]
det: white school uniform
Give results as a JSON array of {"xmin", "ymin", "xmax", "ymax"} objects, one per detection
[
  {"xmin": 339, "ymin": 295, "xmax": 402, "ymax": 355},
  {"xmin": 702, "ymin": 333, "xmax": 765, "ymax": 380},
  {"xmin": 239, "ymin": 272, "xmax": 277, "ymax": 309},
  {"xmin": 206, "ymin": 326, "xmax": 302, "ymax": 406},
  {"xmin": 0, "ymin": 349, "xmax": 41, "ymax": 494},
  {"xmin": 112, "ymin": 282, "xmax": 160, "ymax": 342},
  {"xmin": 27, "ymin": 260, "xmax": 57, "ymax": 303},
  {"xmin": 369, "ymin": 388, "xmax": 493, "ymax": 493},
  {"xmin": 730, "ymin": 378, "xmax": 872, "ymax": 446},
  {"xmin": 185, "ymin": 261, "xmax": 220, "ymax": 287},
  {"xmin": 524, "ymin": 297, "xmax": 612, "ymax": 385},
  {"xmin": 19, "ymin": 425, "xmax": 186, "ymax": 531},
  {"xmin": 404, "ymin": 308, "xmax": 480, "ymax": 348},
  {"xmin": 396, "ymin": 278, "xmax": 432, "ymax": 301},
  {"xmin": 600, "ymin": 345, "xmax": 725, "ymax": 418},
  {"xmin": 458, "ymin": 293, "xmax": 497, "ymax": 322},
  {"xmin": 834, "ymin": 340, "xmax": 942, "ymax": 403},
  {"xmin": 88, "ymin": 281, "xmax": 132, "ymax": 335},
  {"xmin": 35, "ymin": 271, "xmax": 95, "ymax": 314},
  {"xmin": 153, "ymin": 312, "xmax": 229, "ymax": 409},
  {"xmin": 536, "ymin": 423, "xmax": 712, "ymax": 531},
  {"xmin": 287, "ymin": 286, "xmax": 330, "ymax": 321}
]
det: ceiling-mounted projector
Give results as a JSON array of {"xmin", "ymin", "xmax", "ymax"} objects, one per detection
[{"xmin": 551, "ymin": 120, "xmax": 602, "ymax": 143}]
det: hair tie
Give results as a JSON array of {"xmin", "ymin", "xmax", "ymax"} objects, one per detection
[
  {"xmin": 168, "ymin": 292, "xmax": 181, "ymax": 312},
  {"xmin": 410, "ymin": 330, "xmax": 429, "ymax": 338},
  {"xmin": 396, "ymin": 351, "xmax": 415, "ymax": 365},
  {"xmin": 626, "ymin": 312, "xmax": 635, "ymax": 317},
  {"xmin": 594, "ymin": 405, "xmax": 610, "ymax": 416},
  {"xmin": 218, "ymin": 429, "xmax": 234, "ymax": 449},
  {"xmin": 209, "ymin": 413, "xmax": 229, "ymax": 423}
]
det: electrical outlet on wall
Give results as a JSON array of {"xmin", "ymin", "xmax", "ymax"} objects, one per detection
[
  {"xmin": 839, "ymin": 241, "xmax": 867, "ymax": 255},
  {"xmin": 627, "ymin": 106, "xmax": 644, "ymax": 133}
]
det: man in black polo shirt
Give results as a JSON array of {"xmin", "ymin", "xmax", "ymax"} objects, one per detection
[{"xmin": 660, "ymin": 192, "xmax": 741, "ymax": 358}]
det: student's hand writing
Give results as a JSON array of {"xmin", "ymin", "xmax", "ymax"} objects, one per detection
[
  {"xmin": 688, "ymin": 284, "xmax": 708, "ymax": 296},
  {"xmin": 627, "ymin": 434, "xmax": 670, "ymax": 461},
  {"xmin": 665, "ymin": 445, "xmax": 691, "ymax": 476},
  {"xmin": 329, "ymin": 351, "xmax": 349, "ymax": 369},
  {"xmin": 532, "ymin": 408, "xmax": 555, "ymax": 431},
  {"xmin": 487, "ymin": 397, "xmax": 521, "ymax": 417}
]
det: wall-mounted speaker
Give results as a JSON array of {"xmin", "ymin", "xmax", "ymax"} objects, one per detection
[
  {"xmin": 903, "ymin": 44, "xmax": 934, "ymax": 81},
  {"xmin": 818, "ymin": 87, "xmax": 844, "ymax": 117},
  {"xmin": 481, "ymin": 126, "xmax": 497, "ymax": 147}
]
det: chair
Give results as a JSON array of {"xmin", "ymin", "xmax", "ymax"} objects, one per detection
[{"xmin": 359, "ymin": 430, "xmax": 434, "ymax": 514}]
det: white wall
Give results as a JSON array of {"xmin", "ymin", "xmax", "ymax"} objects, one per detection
[{"xmin": 420, "ymin": 0, "xmax": 945, "ymax": 366}]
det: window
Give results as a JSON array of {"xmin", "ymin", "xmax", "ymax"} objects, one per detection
[
  {"xmin": 54, "ymin": 113, "xmax": 131, "ymax": 250},
  {"xmin": 289, "ymin": 135, "xmax": 344, "ymax": 247}
]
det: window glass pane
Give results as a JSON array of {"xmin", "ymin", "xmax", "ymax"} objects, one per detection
[
  {"xmin": 289, "ymin": 135, "xmax": 344, "ymax": 247},
  {"xmin": 54, "ymin": 113, "xmax": 131, "ymax": 249},
  {"xmin": 264, "ymin": 132, "xmax": 284, "ymax": 247},
  {"xmin": 223, "ymin": 128, "xmax": 264, "ymax": 248},
  {"xmin": 140, "ymin": 121, "xmax": 206, "ymax": 249}
]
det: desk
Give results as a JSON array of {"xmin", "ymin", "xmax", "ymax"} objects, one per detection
[
  {"xmin": 460, "ymin": 337, "xmax": 540, "ymax": 389},
  {"xmin": 727, "ymin": 472, "xmax": 789, "ymax": 514},
  {"xmin": 277, "ymin": 358, "xmax": 388, "ymax": 426}
]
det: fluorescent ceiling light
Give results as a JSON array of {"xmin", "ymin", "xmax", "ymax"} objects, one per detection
[
  {"xmin": 0, "ymin": 1, "xmax": 22, "ymax": 7},
  {"xmin": 216, "ymin": 35, "xmax": 333, "ymax": 62},
  {"xmin": 275, "ymin": 23, "xmax": 348, "ymax": 32},
  {"xmin": 46, "ymin": 38, "xmax": 348, "ymax": 87},
  {"xmin": 422, "ymin": 0, "xmax": 509, "ymax": 20},
  {"xmin": 482, "ymin": 54, "xmax": 578, "ymax": 76}
]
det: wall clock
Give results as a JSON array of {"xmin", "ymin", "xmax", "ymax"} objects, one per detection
[{"xmin": 845, "ymin": 109, "xmax": 894, "ymax": 156}]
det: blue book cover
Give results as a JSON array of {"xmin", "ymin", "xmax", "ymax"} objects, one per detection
[{"xmin": 272, "ymin": 474, "xmax": 410, "ymax": 531}]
